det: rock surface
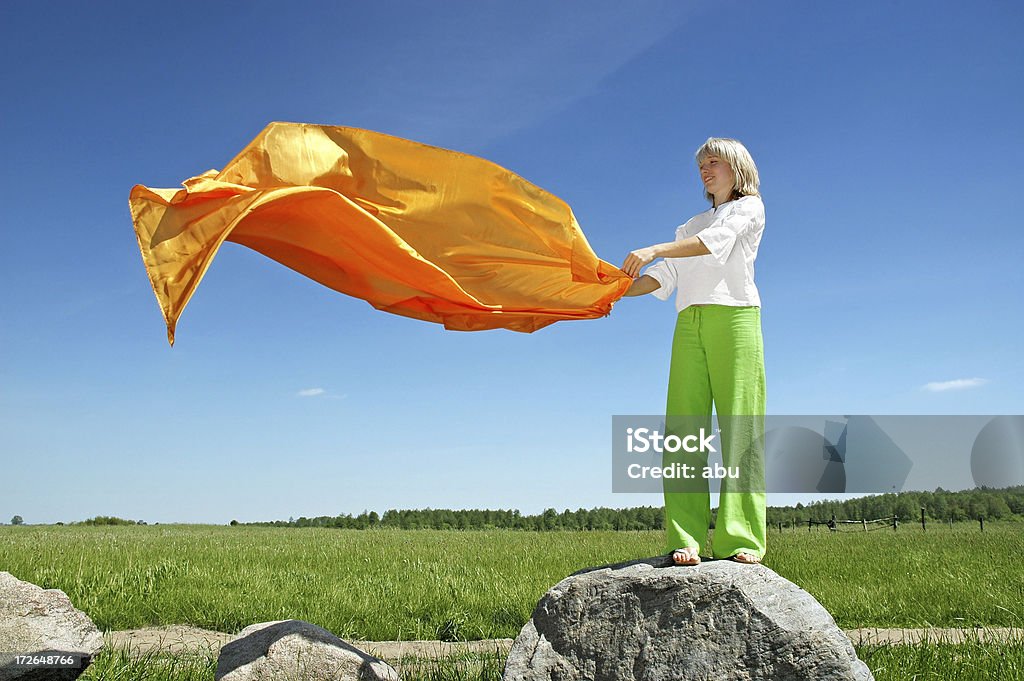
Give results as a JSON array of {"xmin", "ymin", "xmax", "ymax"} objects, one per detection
[
  {"xmin": 216, "ymin": 620, "xmax": 400, "ymax": 681},
  {"xmin": 503, "ymin": 556, "xmax": 874, "ymax": 681},
  {"xmin": 0, "ymin": 571, "xmax": 103, "ymax": 681}
]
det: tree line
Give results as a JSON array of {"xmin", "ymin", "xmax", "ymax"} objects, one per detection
[
  {"xmin": 764, "ymin": 485, "xmax": 1024, "ymax": 527},
  {"xmin": 7, "ymin": 486, "xmax": 1020, "ymax": 529},
  {"xmin": 245, "ymin": 506, "xmax": 665, "ymax": 531},
  {"xmin": 239, "ymin": 486, "xmax": 1024, "ymax": 531}
]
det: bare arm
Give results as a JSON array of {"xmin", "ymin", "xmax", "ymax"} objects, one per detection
[
  {"xmin": 621, "ymin": 236, "xmax": 710, "ymax": 278},
  {"xmin": 622, "ymin": 275, "xmax": 661, "ymax": 297}
]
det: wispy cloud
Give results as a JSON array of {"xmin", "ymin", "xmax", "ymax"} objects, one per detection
[
  {"xmin": 922, "ymin": 378, "xmax": 988, "ymax": 392},
  {"xmin": 295, "ymin": 387, "xmax": 348, "ymax": 400},
  {"xmin": 360, "ymin": 1, "xmax": 691, "ymax": 149}
]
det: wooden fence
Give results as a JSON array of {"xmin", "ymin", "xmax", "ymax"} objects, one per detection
[{"xmin": 776, "ymin": 509, "xmax": 988, "ymax": 533}]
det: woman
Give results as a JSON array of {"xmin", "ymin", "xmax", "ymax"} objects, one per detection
[{"xmin": 621, "ymin": 137, "xmax": 766, "ymax": 566}]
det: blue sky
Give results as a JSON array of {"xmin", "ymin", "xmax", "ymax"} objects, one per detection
[{"xmin": 2, "ymin": 1, "xmax": 1022, "ymax": 524}]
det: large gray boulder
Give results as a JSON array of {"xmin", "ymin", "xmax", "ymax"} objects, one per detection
[
  {"xmin": 216, "ymin": 620, "xmax": 399, "ymax": 681},
  {"xmin": 503, "ymin": 556, "xmax": 873, "ymax": 681},
  {"xmin": 0, "ymin": 571, "xmax": 103, "ymax": 680}
]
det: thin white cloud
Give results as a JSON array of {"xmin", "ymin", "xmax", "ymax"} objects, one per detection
[
  {"xmin": 360, "ymin": 1, "xmax": 692, "ymax": 149},
  {"xmin": 922, "ymin": 378, "xmax": 988, "ymax": 392},
  {"xmin": 297, "ymin": 388, "xmax": 326, "ymax": 397}
]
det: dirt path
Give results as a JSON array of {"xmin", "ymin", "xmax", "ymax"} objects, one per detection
[
  {"xmin": 105, "ymin": 625, "xmax": 1024, "ymax": 662},
  {"xmin": 847, "ymin": 627, "xmax": 1024, "ymax": 645},
  {"xmin": 105, "ymin": 625, "xmax": 513, "ymax": 660}
]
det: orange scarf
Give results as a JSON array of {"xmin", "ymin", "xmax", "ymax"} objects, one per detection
[{"xmin": 130, "ymin": 122, "xmax": 631, "ymax": 345}]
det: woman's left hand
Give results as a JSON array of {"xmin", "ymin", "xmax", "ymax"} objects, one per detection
[{"xmin": 622, "ymin": 246, "xmax": 660, "ymax": 278}]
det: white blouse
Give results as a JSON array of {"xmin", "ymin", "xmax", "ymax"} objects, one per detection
[{"xmin": 643, "ymin": 194, "xmax": 764, "ymax": 311}]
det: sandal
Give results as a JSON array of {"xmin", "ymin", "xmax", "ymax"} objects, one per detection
[
  {"xmin": 729, "ymin": 551, "xmax": 761, "ymax": 564},
  {"xmin": 670, "ymin": 547, "xmax": 701, "ymax": 566}
]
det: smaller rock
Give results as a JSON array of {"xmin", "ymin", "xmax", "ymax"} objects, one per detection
[
  {"xmin": 0, "ymin": 571, "xmax": 103, "ymax": 681},
  {"xmin": 216, "ymin": 620, "xmax": 399, "ymax": 681}
]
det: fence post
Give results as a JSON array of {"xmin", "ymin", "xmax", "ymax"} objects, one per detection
[
  {"xmin": 808, "ymin": 518, "xmax": 812, "ymax": 532},
  {"xmin": 949, "ymin": 517, "xmax": 953, "ymax": 529},
  {"xmin": 862, "ymin": 518, "xmax": 867, "ymax": 532},
  {"xmin": 979, "ymin": 515, "xmax": 984, "ymax": 532},
  {"xmin": 778, "ymin": 522, "xmax": 783, "ymax": 533},
  {"xmin": 921, "ymin": 507, "xmax": 926, "ymax": 531},
  {"xmin": 893, "ymin": 515, "xmax": 899, "ymax": 531}
]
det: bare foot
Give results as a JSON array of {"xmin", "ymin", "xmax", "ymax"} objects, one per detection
[
  {"xmin": 730, "ymin": 552, "xmax": 761, "ymax": 564},
  {"xmin": 671, "ymin": 547, "xmax": 700, "ymax": 566}
]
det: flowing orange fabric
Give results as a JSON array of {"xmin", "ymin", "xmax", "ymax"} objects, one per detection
[{"xmin": 129, "ymin": 122, "xmax": 631, "ymax": 345}]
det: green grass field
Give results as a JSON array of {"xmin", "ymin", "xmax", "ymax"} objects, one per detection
[
  {"xmin": 68, "ymin": 640, "xmax": 1024, "ymax": 681},
  {"xmin": 2, "ymin": 523, "xmax": 1023, "ymax": 679}
]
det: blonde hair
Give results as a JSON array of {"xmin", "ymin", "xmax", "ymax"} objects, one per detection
[{"xmin": 695, "ymin": 137, "xmax": 760, "ymax": 204}]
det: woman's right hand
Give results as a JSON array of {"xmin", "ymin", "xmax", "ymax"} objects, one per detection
[{"xmin": 622, "ymin": 246, "xmax": 660, "ymax": 278}]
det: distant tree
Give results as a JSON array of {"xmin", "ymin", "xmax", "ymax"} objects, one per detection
[
  {"xmin": 79, "ymin": 516, "xmax": 137, "ymax": 526},
  {"xmin": 987, "ymin": 495, "xmax": 1011, "ymax": 519},
  {"xmin": 230, "ymin": 519, "xmax": 239, "ymax": 526},
  {"xmin": 11, "ymin": 515, "xmax": 23, "ymax": 525}
]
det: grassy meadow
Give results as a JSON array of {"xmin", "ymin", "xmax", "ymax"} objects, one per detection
[
  {"xmin": 2, "ymin": 523, "xmax": 1023, "ymax": 679},
  {"xmin": 67, "ymin": 640, "xmax": 1024, "ymax": 681}
]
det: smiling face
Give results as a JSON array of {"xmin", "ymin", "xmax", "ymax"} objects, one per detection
[{"xmin": 698, "ymin": 154, "xmax": 736, "ymax": 207}]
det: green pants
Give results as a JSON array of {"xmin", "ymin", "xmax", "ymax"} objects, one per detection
[{"xmin": 663, "ymin": 304, "xmax": 766, "ymax": 559}]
